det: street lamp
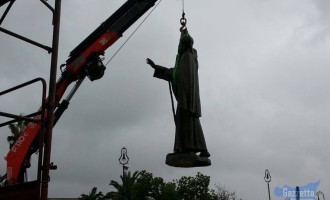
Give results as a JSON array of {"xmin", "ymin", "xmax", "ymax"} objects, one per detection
[
  {"xmin": 316, "ymin": 191, "xmax": 325, "ymax": 200},
  {"xmin": 264, "ymin": 169, "xmax": 271, "ymax": 200},
  {"xmin": 119, "ymin": 147, "xmax": 129, "ymax": 176}
]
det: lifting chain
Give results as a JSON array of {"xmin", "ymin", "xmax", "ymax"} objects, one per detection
[
  {"xmin": 180, "ymin": 12, "xmax": 187, "ymax": 31},
  {"xmin": 180, "ymin": 0, "xmax": 186, "ymax": 31}
]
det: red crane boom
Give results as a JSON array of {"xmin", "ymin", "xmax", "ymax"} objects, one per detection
[{"xmin": 3, "ymin": 0, "xmax": 157, "ymax": 185}]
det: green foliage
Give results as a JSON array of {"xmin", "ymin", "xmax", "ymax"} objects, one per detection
[
  {"xmin": 0, "ymin": 174, "xmax": 4, "ymax": 187},
  {"xmin": 133, "ymin": 170, "xmax": 179, "ymax": 200},
  {"xmin": 83, "ymin": 170, "xmax": 238, "ymax": 200},
  {"xmin": 131, "ymin": 170, "xmax": 153, "ymax": 199},
  {"xmin": 7, "ymin": 119, "xmax": 26, "ymax": 149},
  {"xmin": 79, "ymin": 187, "xmax": 106, "ymax": 200},
  {"xmin": 213, "ymin": 185, "xmax": 237, "ymax": 200},
  {"xmin": 161, "ymin": 181, "xmax": 179, "ymax": 200},
  {"xmin": 175, "ymin": 172, "xmax": 217, "ymax": 200},
  {"xmin": 107, "ymin": 170, "xmax": 142, "ymax": 200}
]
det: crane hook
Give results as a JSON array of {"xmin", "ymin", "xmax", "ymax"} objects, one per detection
[{"xmin": 180, "ymin": 12, "xmax": 187, "ymax": 31}]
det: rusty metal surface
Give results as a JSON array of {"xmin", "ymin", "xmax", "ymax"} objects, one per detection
[
  {"xmin": 0, "ymin": 181, "xmax": 40, "ymax": 200},
  {"xmin": 41, "ymin": 1, "xmax": 62, "ymax": 199},
  {"xmin": 0, "ymin": 0, "xmax": 60, "ymax": 199}
]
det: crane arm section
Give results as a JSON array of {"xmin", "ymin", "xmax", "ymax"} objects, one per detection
[{"xmin": 5, "ymin": 0, "xmax": 157, "ymax": 185}]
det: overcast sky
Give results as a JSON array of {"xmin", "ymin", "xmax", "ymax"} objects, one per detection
[{"xmin": 1, "ymin": 0, "xmax": 330, "ymax": 199}]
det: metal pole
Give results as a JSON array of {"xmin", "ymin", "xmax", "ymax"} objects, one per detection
[
  {"xmin": 264, "ymin": 169, "xmax": 271, "ymax": 200},
  {"xmin": 0, "ymin": 27, "xmax": 52, "ymax": 52},
  {"xmin": 267, "ymin": 182, "xmax": 271, "ymax": 200},
  {"xmin": 40, "ymin": 0, "xmax": 61, "ymax": 199}
]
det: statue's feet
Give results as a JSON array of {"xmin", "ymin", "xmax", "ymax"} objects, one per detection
[
  {"xmin": 199, "ymin": 151, "xmax": 210, "ymax": 158},
  {"xmin": 174, "ymin": 150, "xmax": 210, "ymax": 158}
]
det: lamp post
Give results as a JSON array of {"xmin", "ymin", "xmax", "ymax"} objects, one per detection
[
  {"xmin": 264, "ymin": 169, "xmax": 271, "ymax": 200},
  {"xmin": 316, "ymin": 191, "xmax": 325, "ymax": 200},
  {"xmin": 119, "ymin": 147, "xmax": 129, "ymax": 176}
]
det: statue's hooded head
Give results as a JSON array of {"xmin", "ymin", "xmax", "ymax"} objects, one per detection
[
  {"xmin": 178, "ymin": 29, "xmax": 194, "ymax": 54},
  {"xmin": 173, "ymin": 28, "xmax": 195, "ymax": 82}
]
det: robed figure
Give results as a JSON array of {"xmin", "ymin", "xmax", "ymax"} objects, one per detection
[{"xmin": 147, "ymin": 29, "xmax": 210, "ymax": 167}]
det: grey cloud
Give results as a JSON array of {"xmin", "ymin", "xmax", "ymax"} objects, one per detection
[{"xmin": 1, "ymin": 1, "xmax": 330, "ymax": 199}]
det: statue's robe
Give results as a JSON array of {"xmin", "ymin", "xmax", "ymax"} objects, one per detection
[{"xmin": 153, "ymin": 48, "xmax": 208, "ymax": 153}]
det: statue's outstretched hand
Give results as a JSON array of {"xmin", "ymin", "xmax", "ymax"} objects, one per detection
[{"xmin": 146, "ymin": 58, "xmax": 156, "ymax": 69}]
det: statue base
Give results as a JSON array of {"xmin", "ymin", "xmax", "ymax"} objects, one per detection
[{"xmin": 165, "ymin": 152, "xmax": 211, "ymax": 168}]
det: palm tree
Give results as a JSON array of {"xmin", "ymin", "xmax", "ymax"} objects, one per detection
[
  {"xmin": 107, "ymin": 170, "xmax": 142, "ymax": 200},
  {"xmin": 6, "ymin": 118, "xmax": 29, "ymax": 182},
  {"xmin": 79, "ymin": 187, "xmax": 106, "ymax": 200}
]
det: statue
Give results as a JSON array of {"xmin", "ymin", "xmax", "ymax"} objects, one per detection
[{"xmin": 146, "ymin": 29, "xmax": 211, "ymax": 167}]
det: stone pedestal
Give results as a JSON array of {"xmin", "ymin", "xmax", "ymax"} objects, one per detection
[{"xmin": 165, "ymin": 152, "xmax": 211, "ymax": 168}]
